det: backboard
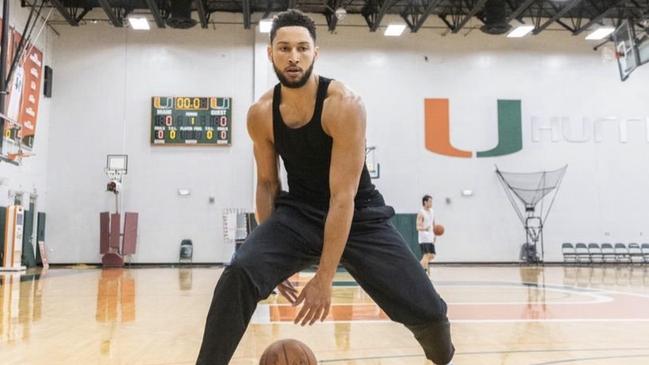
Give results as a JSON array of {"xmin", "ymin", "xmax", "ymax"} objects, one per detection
[
  {"xmin": 613, "ymin": 20, "xmax": 641, "ymax": 81},
  {"xmin": 106, "ymin": 154, "xmax": 128, "ymax": 173}
]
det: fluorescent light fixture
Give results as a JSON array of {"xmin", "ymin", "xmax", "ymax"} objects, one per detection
[
  {"xmin": 259, "ymin": 19, "xmax": 273, "ymax": 33},
  {"xmin": 128, "ymin": 17, "xmax": 150, "ymax": 30},
  {"xmin": 384, "ymin": 24, "xmax": 406, "ymax": 37},
  {"xmin": 461, "ymin": 190, "xmax": 474, "ymax": 196},
  {"xmin": 585, "ymin": 27, "xmax": 615, "ymax": 40},
  {"xmin": 507, "ymin": 25, "xmax": 535, "ymax": 38},
  {"xmin": 177, "ymin": 189, "xmax": 191, "ymax": 196}
]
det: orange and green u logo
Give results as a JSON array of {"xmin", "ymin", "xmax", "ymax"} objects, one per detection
[{"xmin": 425, "ymin": 99, "xmax": 523, "ymax": 158}]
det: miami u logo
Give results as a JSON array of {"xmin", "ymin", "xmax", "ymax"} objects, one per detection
[{"xmin": 424, "ymin": 99, "xmax": 523, "ymax": 158}]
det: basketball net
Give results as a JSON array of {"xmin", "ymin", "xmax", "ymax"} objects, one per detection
[
  {"xmin": 7, "ymin": 150, "xmax": 34, "ymax": 162},
  {"xmin": 105, "ymin": 168, "xmax": 125, "ymax": 184}
]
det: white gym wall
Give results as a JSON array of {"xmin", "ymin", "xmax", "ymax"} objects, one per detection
[
  {"xmin": 42, "ymin": 13, "xmax": 649, "ymax": 263},
  {"xmin": 46, "ymin": 18, "xmax": 254, "ymax": 263}
]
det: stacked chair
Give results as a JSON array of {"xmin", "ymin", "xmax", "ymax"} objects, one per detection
[{"xmin": 561, "ymin": 242, "xmax": 649, "ymax": 264}]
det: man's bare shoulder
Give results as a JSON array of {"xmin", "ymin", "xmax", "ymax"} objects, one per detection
[
  {"xmin": 247, "ymin": 89, "xmax": 274, "ymax": 141},
  {"xmin": 248, "ymin": 89, "xmax": 274, "ymax": 120},
  {"xmin": 326, "ymin": 80, "xmax": 362, "ymax": 105},
  {"xmin": 323, "ymin": 80, "xmax": 366, "ymax": 134}
]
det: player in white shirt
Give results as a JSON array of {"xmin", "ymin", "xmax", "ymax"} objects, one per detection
[{"xmin": 416, "ymin": 195, "xmax": 436, "ymax": 272}]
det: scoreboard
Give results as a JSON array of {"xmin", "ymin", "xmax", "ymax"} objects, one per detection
[{"xmin": 151, "ymin": 96, "xmax": 232, "ymax": 145}]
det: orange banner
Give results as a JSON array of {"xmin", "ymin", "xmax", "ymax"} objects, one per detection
[
  {"xmin": 17, "ymin": 43, "xmax": 43, "ymax": 149},
  {"xmin": 2, "ymin": 22, "xmax": 44, "ymax": 151}
]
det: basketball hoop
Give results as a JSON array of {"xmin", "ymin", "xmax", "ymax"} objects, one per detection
[
  {"xmin": 104, "ymin": 168, "xmax": 125, "ymax": 184},
  {"xmin": 0, "ymin": 112, "xmax": 32, "ymax": 166},
  {"xmin": 8, "ymin": 150, "xmax": 35, "ymax": 162},
  {"xmin": 104, "ymin": 154, "xmax": 128, "ymax": 184}
]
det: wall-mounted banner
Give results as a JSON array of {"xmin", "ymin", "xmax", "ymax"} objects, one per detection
[{"xmin": 2, "ymin": 22, "xmax": 43, "ymax": 151}]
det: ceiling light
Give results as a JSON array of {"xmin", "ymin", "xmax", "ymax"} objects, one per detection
[
  {"xmin": 259, "ymin": 19, "xmax": 273, "ymax": 33},
  {"xmin": 507, "ymin": 25, "xmax": 535, "ymax": 38},
  {"xmin": 128, "ymin": 17, "xmax": 150, "ymax": 30},
  {"xmin": 335, "ymin": 7, "xmax": 347, "ymax": 21},
  {"xmin": 384, "ymin": 24, "xmax": 406, "ymax": 37},
  {"xmin": 585, "ymin": 27, "xmax": 615, "ymax": 40}
]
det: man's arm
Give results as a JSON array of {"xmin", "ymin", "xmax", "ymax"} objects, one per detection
[
  {"xmin": 247, "ymin": 103, "xmax": 280, "ymax": 224},
  {"xmin": 416, "ymin": 213, "xmax": 426, "ymax": 231},
  {"xmin": 319, "ymin": 95, "xmax": 366, "ymax": 281},
  {"xmin": 294, "ymin": 91, "xmax": 367, "ymax": 326},
  {"xmin": 247, "ymin": 102, "xmax": 300, "ymax": 303}
]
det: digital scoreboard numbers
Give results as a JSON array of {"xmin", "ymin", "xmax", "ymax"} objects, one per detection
[{"xmin": 151, "ymin": 97, "xmax": 232, "ymax": 146}]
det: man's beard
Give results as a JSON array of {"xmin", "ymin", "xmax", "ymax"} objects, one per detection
[{"xmin": 273, "ymin": 61, "xmax": 315, "ymax": 89}]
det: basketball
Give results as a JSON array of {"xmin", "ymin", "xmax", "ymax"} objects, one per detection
[
  {"xmin": 259, "ymin": 339, "xmax": 317, "ymax": 365},
  {"xmin": 434, "ymin": 224, "xmax": 445, "ymax": 236}
]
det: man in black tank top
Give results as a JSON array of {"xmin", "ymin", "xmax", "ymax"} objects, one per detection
[{"xmin": 196, "ymin": 10, "xmax": 454, "ymax": 365}]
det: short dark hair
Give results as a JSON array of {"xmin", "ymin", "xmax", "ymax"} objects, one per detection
[
  {"xmin": 270, "ymin": 9, "xmax": 317, "ymax": 44},
  {"xmin": 422, "ymin": 195, "xmax": 433, "ymax": 206}
]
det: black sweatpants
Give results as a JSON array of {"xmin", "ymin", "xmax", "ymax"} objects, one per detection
[{"xmin": 196, "ymin": 195, "xmax": 454, "ymax": 364}]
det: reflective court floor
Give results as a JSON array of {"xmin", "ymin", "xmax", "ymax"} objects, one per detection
[{"xmin": 2, "ymin": 265, "xmax": 649, "ymax": 365}]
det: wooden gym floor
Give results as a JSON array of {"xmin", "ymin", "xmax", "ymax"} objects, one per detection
[{"xmin": 2, "ymin": 265, "xmax": 649, "ymax": 364}]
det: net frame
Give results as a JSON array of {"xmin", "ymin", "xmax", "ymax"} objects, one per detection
[{"xmin": 495, "ymin": 165, "xmax": 568, "ymax": 263}]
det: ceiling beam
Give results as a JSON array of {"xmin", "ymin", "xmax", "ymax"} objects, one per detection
[
  {"xmin": 368, "ymin": 0, "xmax": 400, "ymax": 32},
  {"xmin": 439, "ymin": 14, "xmax": 454, "ymax": 29},
  {"xmin": 533, "ymin": 0, "xmax": 584, "ymax": 34},
  {"xmin": 97, "ymin": 0, "xmax": 122, "ymax": 27},
  {"xmin": 555, "ymin": 18, "xmax": 576, "ymax": 32},
  {"xmin": 326, "ymin": 12, "xmax": 338, "ymax": 32},
  {"xmin": 262, "ymin": 0, "xmax": 273, "ymax": 19},
  {"xmin": 325, "ymin": 0, "xmax": 343, "ymax": 32},
  {"xmin": 453, "ymin": 0, "xmax": 489, "ymax": 33},
  {"xmin": 573, "ymin": 0, "xmax": 627, "ymax": 35},
  {"xmin": 506, "ymin": 0, "xmax": 537, "ymax": 22},
  {"xmin": 48, "ymin": 0, "xmax": 78, "ymax": 26},
  {"xmin": 195, "ymin": 0, "xmax": 208, "ymax": 28},
  {"xmin": 144, "ymin": 0, "xmax": 166, "ymax": 28},
  {"xmin": 75, "ymin": 7, "xmax": 92, "ymax": 23},
  {"xmin": 242, "ymin": 0, "xmax": 252, "ymax": 29},
  {"xmin": 411, "ymin": 0, "xmax": 445, "ymax": 32}
]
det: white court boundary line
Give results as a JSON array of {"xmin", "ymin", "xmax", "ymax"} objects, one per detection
[
  {"xmin": 261, "ymin": 285, "xmax": 614, "ymax": 306},
  {"xmin": 250, "ymin": 281, "xmax": 649, "ymax": 324},
  {"xmin": 250, "ymin": 317, "xmax": 649, "ymax": 324}
]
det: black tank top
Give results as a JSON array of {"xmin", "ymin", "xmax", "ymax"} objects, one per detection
[{"xmin": 272, "ymin": 76, "xmax": 382, "ymax": 210}]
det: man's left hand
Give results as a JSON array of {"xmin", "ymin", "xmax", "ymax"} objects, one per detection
[{"xmin": 293, "ymin": 274, "xmax": 332, "ymax": 326}]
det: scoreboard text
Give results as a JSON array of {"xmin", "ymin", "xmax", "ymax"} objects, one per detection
[{"xmin": 151, "ymin": 96, "xmax": 232, "ymax": 145}]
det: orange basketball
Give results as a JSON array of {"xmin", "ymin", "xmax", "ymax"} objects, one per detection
[
  {"xmin": 433, "ymin": 224, "xmax": 444, "ymax": 236},
  {"xmin": 259, "ymin": 339, "xmax": 317, "ymax": 365}
]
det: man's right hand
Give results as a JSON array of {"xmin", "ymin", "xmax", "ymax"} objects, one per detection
[{"xmin": 276, "ymin": 279, "xmax": 299, "ymax": 304}]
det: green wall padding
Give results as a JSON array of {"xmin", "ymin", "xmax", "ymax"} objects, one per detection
[
  {"xmin": 390, "ymin": 213, "xmax": 421, "ymax": 260},
  {"xmin": 35, "ymin": 212, "xmax": 46, "ymax": 265},
  {"xmin": 22, "ymin": 208, "xmax": 37, "ymax": 268},
  {"xmin": 0, "ymin": 206, "xmax": 39, "ymax": 268}
]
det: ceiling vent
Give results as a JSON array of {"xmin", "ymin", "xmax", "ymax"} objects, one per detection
[
  {"xmin": 167, "ymin": 0, "xmax": 198, "ymax": 29},
  {"xmin": 480, "ymin": 0, "xmax": 512, "ymax": 35}
]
